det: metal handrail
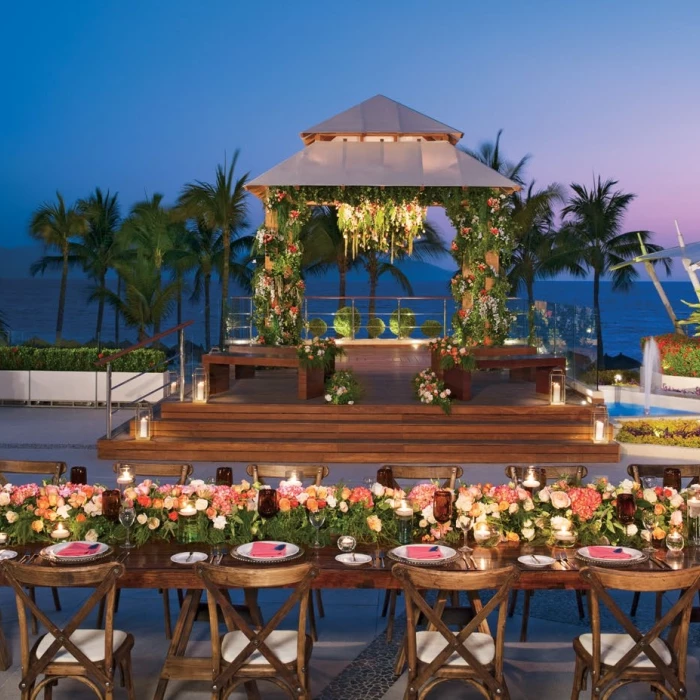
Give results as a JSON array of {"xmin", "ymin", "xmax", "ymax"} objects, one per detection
[{"xmin": 100, "ymin": 321, "xmax": 193, "ymax": 439}]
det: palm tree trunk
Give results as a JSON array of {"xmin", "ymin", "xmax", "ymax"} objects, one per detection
[
  {"xmin": 176, "ymin": 273, "xmax": 183, "ymax": 326},
  {"xmin": 593, "ymin": 272, "xmax": 604, "ymax": 369},
  {"xmin": 154, "ymin": 270, "xmax": 162, "ymax": 335},
  {"xmin": 204, "ymin": 272, "xmax": 211, "ymax": 351},
  {"xmin": 526, "ymin": 278, "xmax": 535, "ymax": 347},
  {"xmin": 338, "ymin": 254, "xmax": 347, "ymax": 310},
  {"xmin": 56, "ymin": 246, "xmax": 69, "ymax": 342},
  {"xmin": 368, "ymin": 254, "xmax": 378, "ymax": 321},
  {"xmin": 220, "ymin": 226, "xmax": 230, "ymax": 347},
  {"xmin": 115, "ymin": 275, "xmax": 121, "ymax": 345},
  {"xmin": 95, "ymin": 273, "xmax": 106, "ymax": 340}
]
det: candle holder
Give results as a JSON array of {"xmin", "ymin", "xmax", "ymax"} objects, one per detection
[
  {"xmin": 216, "ymin": 467, "xmax": 233, "ymax": 486},
  {"xmin": 549, "ymin": 368, "xmax": 566, "ymax": 405},
  {"xmin": 591, "ymin": 406, "xmax": 609, "ymax": 444},
  {"xmin": 70, "ymin": 466, "xmax": 87, "ymax": 485},
  {"xmin": 522, "ymin": 466, "xmax": 543, "ymax": 492},
  {"xmin": 666, "ymin": 527, "xmax": 684, "ymax": 553},
  {"xmin": 178, "ymin": 500, "xmax": 199, "ymax": 543},
  {"xmin": 552, "ymin": 526, "xmax": 577, "ymax": 548},
  {"xmin": 376, "ymin": 466, "xmax": 394, "ymax": 488},
  {"xmin": 167, "ymin": 370, "xmax": 180, "ymax": 398},
  {"xmin": 473, "ymin": 523, "xmax": 499, "ymax": 547},
  {"xmin": 663, "ymin": 468, "xmax": 682, "ymax": 491},
  {"xmin": 102, "ymin": 489, "xmax": 121, "ymax": 522},
  {"xmin": 394, "ymin": 500, "xmax": 414, "ymax": 545},
  {"xmin": 284, "ymin": 469, "xmax": 302, "ymax": 487},
  {"xmin": 134, "ymin": 404, "xmax": 152, "ymax": 441},
  {"xmin": 258, "ymin": 487, "xmax": 278, "ymax": 518},
  {"xmin": 432, "ymin": 489, "xmax": 453, "ymax": 524},
  {"xmin": 616, "ymin": 493, "xmax": 636, "ymax": 525},
  {"xmin": 192, "ymin": 367, "xmax": 208, "ymax": 404},
  {"xmin": 51, "ymin": 521, "xmax": 71, "ymax": 540},
  {"xmin": 688, "ymin": 493, "xmax": 700, "ymax": 545},
  {"xmin": 116, "ymin": 464, "xmax": 135, "ymax": 490},
  {"xmin": 337, "ymin": 535, "xmax": 356, "ymax": 553},
  {"xmin": 0, "ymin": 532, "xmax": 8, "ymax": 545}
]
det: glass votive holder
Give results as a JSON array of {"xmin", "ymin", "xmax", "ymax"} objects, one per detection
[
  {"xmin": 616, "ymin": 493, "xmax": 636, "ymax": 525},
  {"xmin": 0, "ymin": 532, "xmax": 9, "ymax": 545},
  {"xmin": 688, "ymin": 495, "xmax": 700, "ymax": 545},
  {"xmin": 433, "ymin": 489, "xmax": 453, "ymax": 524},
  {"xmin": 257, "ymin": 488, "xmax": 278, "ymax": 518},
  {"xmin": 116, "ymin": 464, "xmax": 135, "ymax": 489},
  {"xmin": 552, "ymin": 528, "xmax": 577, "ymax": 548},
  {"xmin": 666, "ymin": 528, "xmax": 684, "ymax": 553},
  {"xmin": 216, "ymin": 467, "xmax": 233, "ymax": 486},
  {"xmin": 473, "ymin": 523, "xmax": 499, "ymax": 547},
  {"xmin": 51, "ymin": 521, "xmax": 71, "ymax": 540},
  {"xmin": 178, "ymin": 507, "xmax": 199, "ymax": 543},
  {"xmin": 192, "ymin": 366, "xmax": 209, "ymax": 403},
  {"xmin": 102, "ymin": 489, "xmax": 121, "ymax": 522},
  {"xmin": 70, "ymin": 466, "xmax": 87, "ymax": 485},
  {"xmin": 337, "ymin": 535, "xmax": 356, "ymax": 553},
  {"xmin": 394, "ymin": 501, "xmax": 414, "ymax": 545}
]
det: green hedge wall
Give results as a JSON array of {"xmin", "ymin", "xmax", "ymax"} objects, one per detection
[{"xmin": 0, "ymin": 348, "xmax": 167, "ymax": 372}]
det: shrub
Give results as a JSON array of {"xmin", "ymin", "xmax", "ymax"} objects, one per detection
[
  {"xmin": 333, "ymin": 306, "xmax": 361, "ymax": 337},
  {"xmin": 421, "ymin": 319, "xmax": 443, "ymax": 338},
  {"xmin": 0, "ymin": 347, "xmax": 167, "ymax": 372},
  {"xmin": 645, "ymin": 334, "xmax": 700, "ymax": 377},
  {"xmin": 307, "ymin": 318, "xmax": 328, "ymax": 338},
  {"xmin": 22, "ymin": 336, "xmax": 51, "ymax": 348},
  {"xmin": 582, "ymin": 368, "xmax": 640, "ymax": 386},
  {"xmin": 367, "ymin": 317, "xmax": 385, "ymax": 339},
  {"xmin": 616, "ymin": 419, "xmax": 700, "ymax": 448},
  {"xmin": 389, "ymin": 307, "xmax": 415, "ymax": 339}
]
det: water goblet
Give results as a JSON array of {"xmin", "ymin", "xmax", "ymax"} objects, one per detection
[
  {"xmin": 119, "ymin": 502, "xmax": 136, "ymax": 549},
  {"xmin": 309, "ymin": 511, "xmax": 326, "ymax": 549},
  {"xmin": 642, "ymin": 511, "xmax": 657, "ymax": 553},
  {"xmin": 458, "ymin": 515, "xmax": 473, "ymax": 553},
  {"xmin": 642, "ymin": 476, "xmax": 656, "ymax": 490}
]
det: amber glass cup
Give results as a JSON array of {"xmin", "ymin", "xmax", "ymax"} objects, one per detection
[
  {"xmin": 663, "ymin": 468, "xmax": 682, "ymax": 491},
  {"xmin": 216, "ymin": 467, "xmax": 233, "ymax": 486},
  {"xmin": 102, "ymin": 490, "xmax": 121, "ymax": 522},
  {"xmin": 376, "ymin": 466, "xmax": 394, "ymax": 488},
  {"xmin": 70, "ymin": 466, "xmax": 87, "ymax": 485},
  {"xmin": 433, "ymin": 489, "xmax": 453, "ymax": 524},
  {"xmin": 258, "ymin": 488, "xmax": 278, "ymax": 518},
  {"xmin": 616, "ymin": 493, "xmax": 636, "ymax": 525}
]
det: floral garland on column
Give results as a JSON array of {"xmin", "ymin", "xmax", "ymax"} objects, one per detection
[
  {"xmin": 251, "ymin": 188, "xmax": 310, "ymax": 345},
  {"xmin": 443, "ymin": 188, "xmax": 515, "ymax": 345}
]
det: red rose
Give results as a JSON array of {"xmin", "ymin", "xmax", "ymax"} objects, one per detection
[{"xmin": 168, "ymin": 511, "xmax": 178, "ymax": 522}]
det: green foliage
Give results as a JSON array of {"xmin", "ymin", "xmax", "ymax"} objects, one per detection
[
  {"xmin": 0, "ymin": 347, "xmax": 166, "ymax": 372},
  {"xmin": 585, "ymin": 368, "xmax": 639, "ymax": 386},
  {"xmin": 421, "ymin": 319, "xmax": 443, "ymax": 338},
  {"xmin": 648, "ymin": 334, "xmax": 700, "ymax": 377},
  {"xmin": 367, "ymin": 317, "xmax": 386, "ymax": 339},
  {"xmin": 389, "ymin": 307, "xmax": 415, "ymax": 338},
  {"xmin": 333, "ymin": 306, "xmax": 361, "ymax": 337},
  {"xmin": 307, "ymin": 318, "xmax": 327, "ymax": 338},
  {"xmin": 616, "ymin": 419, "xmax": 700, "ymax": 447},
  {"xmin": 325, "ymin": 370, "xmax": 362, "ymax": 405}
]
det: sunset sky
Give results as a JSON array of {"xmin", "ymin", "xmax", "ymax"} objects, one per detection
[{"xmin": 1, "ymin": 0, "xmax": 698, "ymax": 253}]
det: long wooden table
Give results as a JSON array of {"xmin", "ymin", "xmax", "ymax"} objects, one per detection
[{"xmin": 2, "ymin": 542, "xmax": 698, "ymax": 698}]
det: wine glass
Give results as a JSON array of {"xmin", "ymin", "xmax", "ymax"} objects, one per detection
[
  {"xmin": 458, "ymin": 515, "xmax": 473, "ymax": 553},
  {"xmin": 309, "ymin": 511, "xmax": 326, "ymax": 549},
  {"xmin": 642, "ymin": 476, "xmax": 656, "ymax": 490},
  {"xmin": 642, "ymin": 511, "xmax": 657, "ymax": 553},
  {"xmin": 119, "ymin": 502, "xmax": 136, "ymax": 549}
]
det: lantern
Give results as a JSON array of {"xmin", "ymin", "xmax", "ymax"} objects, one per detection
[
  {"xmin": 549, "ymin": 368, "xmax": 566, "ymax": 405},
  {"xmin": 192, "ymin": 367, "xmax": 208, "ymax": 404},
  {"xmin": 591, "ymin": 406, "xmax": 609, "ymax": 444},
  {"xmin": 135, "ymin": 404, "xmax": 152, "ymax": 441}
]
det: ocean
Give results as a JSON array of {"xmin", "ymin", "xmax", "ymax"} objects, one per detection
[{"xmin": 1, "ymin": 273, "xmax": 697, "ymax": 361}]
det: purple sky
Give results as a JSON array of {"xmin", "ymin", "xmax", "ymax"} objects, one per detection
[{"xmin": 1, "ymin": 0, "xmax": 698, "ymax": 255}]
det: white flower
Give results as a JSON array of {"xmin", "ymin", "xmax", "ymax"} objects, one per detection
[
  {"xmin": 508, "ymin": 503, "xmax": 519, "ymax": 514},
  {"xmin": 523, "ymin": 499, "xmax": 534, "ymax": 512},
  {"xmin": 643, "ymin": 488, "xmax": 658, "ymax": 504},
  {"xmin": 670, "ymin": 493, "xmax": 684, "ymax": 508},
  {"xmin": 84, "ymin": 529, "xmax": 99, "ymax": 542},
  {"xmin": 195, "ymin": 498, "xmax": 208, "ymax": 511},
  {"xmin": 457, "ymin": 514, "xmax": 471, "ymax": 528},
  {"xmin": 455, "ymin": 493, "xmax": 472, "ymax": 512},
  {"xmin": 137, "ymin": 513, "xmax": 148, "ymax": 525},
  {"xmin": 641, "ymin": 529, "xmax": 651, "ymax": 542},
  {"xmin": 670, "ymin": 510, "xmax": 683, "ymax": 527},
  {"xmin": 189, "ymin": 479, "xmax": 205, "ymax": 489},
  {"xmin": 0, "ymin": 492, "xmax": 9, "ymax": 506},
  {"xmin": 324, "ymin": 394, "xmax": 332, "ymax": 402},
  {"xmin": 83, "ymin": 501, "xmax": 99, "ymax": 517},
  {"xmin": 419, "ymin": 519, "xmax": 428, "ymax": 528},
  {"xmin": 625, "ymin": 524, "xmax": 638, "ymax": 537},
  {"xmin": 551, "ymin": 515, "xmax": 571, "ymax": 531},
  {"xmin": 618, "ymin": 479, "xmax": 635, "ymax": 494},
  {"xmin": 56, "ymin": 505, "xmax": 70, "ymax": 519},
  {"xmin": 522, "ymin": 528, "xmax": 535, "ymax": 541},
  {"xmin": 297, "ymin": 492, "xmax": 309, "ymax": 505},
  {"xmin": 339, "ymin": 501, "xmax": 348, "ymax": 513},
  {"xmin": 371, "ymin": 482, "xmax": 385, "ymax": 497},
  {"xmin": 421, "ymin": 504, "xmax": 436, "ymax": 525},
  {"xmin": 163, "ymin": 497, "xmax": 175, "ymax": 510},
  {"xmin": 5, "ymin": 510, "xmax": 18, "ymax": 524},
  {"xmin": 487, "ymin": 503, "xmax": 500, "ymax": 515},
  {"xmin": 326, "ymin": 495, "xmax": 337, "ymax": 508},
  {"xmin": 212, "ymin": 515, "xmax": 227, "ymax": 530},
  {"xmin": 538, "ymin": 487, "xmax": 551, "ymax": 503},
  {"xmin": 550, "ymin": 491, "xmax": 572, "ymax": 509},
  {"xmin": 147, "ymin": 517, "xmax": 160, "ymax": 530}
]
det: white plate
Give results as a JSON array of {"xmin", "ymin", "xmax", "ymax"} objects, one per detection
[
  {"xmin": 390, "ymin": 544, "xmax": 457, "ymax": 562},
  {"xmin": 171, "ymin": 551, "xmax": 208, "ymax": 564},
  {"xmin": 236, "ymin": 541, "xmax": 300, "ymax": 561},
  {"xmin": 45, "ymin": 541, "xmax": 109, "ymax": 559},
  {"xmin": 0, "ymin": 550, "xmax": 18, "ymax": 561},
  {"xmin": 577, "ymin": 546, "xmax": 644, "ymax": 562},
  {"xmin": 335, "ymin": 553, "xmax": 372, "ymax": 566},
  {"xmin": 518, "ymin": 554, "xmax": 555, "ymax": 568}
]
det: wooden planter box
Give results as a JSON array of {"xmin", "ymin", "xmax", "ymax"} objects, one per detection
[
  {"xmin": 443, "ymin": 367, "xmax": 472, "ymax": 401},
  {"xmin": 298, "ymin": 366, "xmax": 325, "ymax": 400}
]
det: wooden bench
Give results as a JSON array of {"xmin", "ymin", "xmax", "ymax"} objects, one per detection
[
  {"xmin": 442, "ymin": 354, "xmax": 566, "ymax": 401},
  {"xmin": 202, "ymin": 349, "xmax": 325, "ymax": 400}
]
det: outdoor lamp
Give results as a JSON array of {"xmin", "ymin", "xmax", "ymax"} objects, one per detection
[
  {"xmin": 134, "ymin": 404, "xmax": 152, "ymax": 441},
  {"xmin": 591, "ymin": 405, "xmax": 609, "ymax": 444},
  {"xmin": 549, "ymin": 367, "xmax": 566, "ymax": 405},
  {"xmin": 192, "ymin": 367, "xmax": 208, "ymax": 403}
]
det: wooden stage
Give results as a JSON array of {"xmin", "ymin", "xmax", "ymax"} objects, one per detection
[{"xmin": 97, "ymin": 345, "xmax": 620, "ymax": 464}]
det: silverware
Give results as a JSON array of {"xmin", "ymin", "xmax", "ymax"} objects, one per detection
[
  {"xmin": 379, "ymin": 551, "xmax": 386, "ymax": 568},
  {"xmin": 468, "ymin": 555, "xmax": 478, "ymax": 570},
  {"xmin": 215, "ymin": 549, "xmax": 224, "ymax": 565},
  {"xmin": 651, "ymin": 555, "xmax": 671, "ymax": 570},
  {"xmin": 557, "ymin": 553, "xmax": 568, "ymax": 569},
  {"xmin": 531, "ymin": 554, "xmax": 541, "ymax": 565},
  {"xmin": 561, "ymin": 552, "xmax": 575, "ymax": 569},
  {"xmin": 351, "ymin": 552, "xmax": 356, "ymax": 563},
  {"xmin": 461, "ymin": 552, "xmax": 472, "ymax": 569},
  {"xmin": 186, "ymin": 551, "xmax": 194, "ymax": 562}
]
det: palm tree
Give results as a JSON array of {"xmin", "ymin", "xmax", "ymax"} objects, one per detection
[
  {"xmin": 29, "ymin": 192, "xmax": 86, "ymax": 342},
  {"xmin": 75, "ymin": 188, "xmax": 121, "ymax": 340},
  {"xmin": 178, "ymin": 151, "xmax": 250, "ymax": 346},
  {"xmin": 460, "ymin": 129, "xmax": 531, "ymax": 185},
  {"xmin": 507, "ymin": 182, "xmax": 568, "ymax": 344},
  {"xmin": 560, "ymin": 177, "xmax": 669, "ymax": 368},
  {"xmin": 0, "ymin": 308, "xmax": 9, "ymax": 344}
]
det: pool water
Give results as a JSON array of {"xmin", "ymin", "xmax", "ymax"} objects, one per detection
[{"xmin": 607, "ymin": 402, "xmax": 696, "ymax": 417}]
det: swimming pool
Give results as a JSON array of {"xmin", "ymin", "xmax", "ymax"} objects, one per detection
[{"xmin": 607, "ymin": 402, "xmax": 696, "ymax": 418}]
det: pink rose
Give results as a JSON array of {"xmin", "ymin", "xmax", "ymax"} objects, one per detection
[{"xmin": 550, "ymin": 491, "xmax": 572, "ymax": 509}]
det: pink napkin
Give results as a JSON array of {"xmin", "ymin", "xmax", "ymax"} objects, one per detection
[
  {"xmin": 406, "ymin": 546, "xmax": 443, "ymax": 560},
  {"xmin": 57, "ymin": 543, "xmax": 100, "ymax": 557},
  {"xmin": 250, "ymin": 542, "xmax": 287, "ymax": 557},
  {"xmin": 587, "ymin": 546, "xmax": 632, "ymax": 560}
]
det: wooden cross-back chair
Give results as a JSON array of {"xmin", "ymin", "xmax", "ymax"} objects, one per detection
[
  {"xmin": 1, "ymin": 560, "xmax": 134, "ymax": 700},
  {"xmin": 196, "ymin": 562, "xmax": 317, "ymax": 700},
  {"xmin": 0, "ymin": 605, "xmax": 11, "ymax": 671},
  {"xmin": 99, "ymin": 461, "xmax": 193, "ymax": 639},
  {"xmin": 380, "ymin": 465, "xmax": 463, "ymax": 645},
  {"xmin": 246, "ymin": 463, "xmax": 329, "ymax": 641},
  {"xmin": 0, "ymin": 460, "xmax": 67, "ymax": 634},
  {"xmin": 572, "ymin": 566, "xmax": 700, "ymax": 700},
  {"xmin": 506, "ymin": 464, "xmax": 589, "ymax": 642},
  {"xmin": 394, "ymin": 564, "xmax": 519, "ymax": 700},
  {"xmin": 380, "ymin": 465, "xmax": 462, "ymax": 645}
]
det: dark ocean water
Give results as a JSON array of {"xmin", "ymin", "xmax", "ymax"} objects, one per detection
[{"xmin": 0, "ymin": 273, "xmax": 697, "ymax": 361}]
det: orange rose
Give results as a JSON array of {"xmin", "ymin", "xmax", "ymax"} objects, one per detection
[
  {"xmin": 206, "ymin": 507, "xmax": 216, "ymax": 519},
  {"xmin": 654, "ymin": 504, "xmax": 665, "ymax": 516},
  {"xmin": 366, "ymin": 515, "xmax": 382, "ymax": 533},
  {"xmin": 506, "ymin": 531, "xmax": 519, "ymax": 543},
  {"xmin": 499, "ymin": 501, "xmax": 510, "ymax": 512},
  {"xmin": 653, "ymin": 526, "xmax": 666, "ymax": 540},
  {"xmin": 341, "ymin": 487, "xmax": 351, "ymax": 501},
  {"xmin": 83, "ymin": 486, "xmax": 94, "ymax": 499},
  {"xmin": 152, "ymin": 498, "xmax": 164, "ymax": 509},
  {"xmin": 278, "ymin": 497, "xmax": 291, "ymax": 513},
  {"xmin": 305, "ymin": 486, "xmax": 317, "ymax": 498},
  {"xmin": 76, "ymin": 513, "xmax": 86, "ymax": 523},
  {"xmin": 31, "ymin": 520, "xmax": 44, "ymax": 533},
  {"xmin": 137, "ymin": 495, "xmax": 152, "ymax": 508},
  {"xmin": 306, "ymin": 497, "xmax": 319, "ymax": 513}
]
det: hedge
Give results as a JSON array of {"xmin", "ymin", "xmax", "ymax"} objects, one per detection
[
  {"xmin": 0, "ymin": 347, "xmax": 167, "ymax": 373},
  {"xmin": 616, "ymin": 419, "xmax": 700, "ymax": 448},
  {"xmin": 645, "ymin": 334, "xmax": 700, "ymax": 378},
  {"xmin": 389, "ymin": 307, "xmax": 415, "ymax": 339},
  {"xmin": 334, "ymin": 306, "xmax": 361, "ymax": 337}
]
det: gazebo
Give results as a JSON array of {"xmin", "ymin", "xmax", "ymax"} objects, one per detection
[{"xmin": 245, "ymin": 95, "xmax": 520, "ymax": 345}]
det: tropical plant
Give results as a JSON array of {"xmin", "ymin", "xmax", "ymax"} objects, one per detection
[
  {"xmin": 389, "ymin": 307, "xmax": 416, "ymax": 338},
  {"xmin": 559, "ymin": 177, "xmax": 670, "ymax": 367},
  {"xmin": 333, "ymin": 306, "xmax": 361, "ymax": 337},
  {"xmin": 0, "ymin": 308, "xmax": 9, "ymax": 344},
  {"xmin": 29, "ymin": 192, "xmax": 87, "ymax": 342},
  {"xmin": 421, "ymin": 320, "xmax": 442, "ymax": 338},
  {"xmin": 459, "ymin": 129, "xmax": 531, "ymax": 185},
  {"xmin": 0, "ymin": 347, "xmax": 165, "ymax": 372},
  {"xmin": 178, "ymin": 151, "xmax": 250, "ymax": 346},
  {"xmin": 324, "ymin": 370, "xmax": 362, "ymax": 405}
]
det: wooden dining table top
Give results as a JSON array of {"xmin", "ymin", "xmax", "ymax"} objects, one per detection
[{"xmin": 3, "ymin": 541, "xmax": 699, "ymax": 591}]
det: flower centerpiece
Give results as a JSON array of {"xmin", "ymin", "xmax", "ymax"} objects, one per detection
[
  {"xmin": 296, "ymin": 337, "xmax": 345, "ymax": 369},
  {"xmin": 324, "ymin": 370, "xmax": 362, "ymax": 405},
  {"xmin": 429, "ymin": 337, "xmax": 476, "ymax": 371},
  {"xmin": 412, "ymin": 369, "xmax": 452, "ymax": 415}
]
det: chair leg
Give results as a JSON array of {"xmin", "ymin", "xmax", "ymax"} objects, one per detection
[
  {"xmin": 177, "ymin": 588, "xmax": 184, "ymax": 607},
  {"xmin": 394, "ymin": 638, "xmax": 407, "ymax": 676},
  {"xmin": 243, "ymin": 589, "xmax": 264, "ymax": 630},
  {"xmin": 386, "ymin": 589, "xmax": 398, "ymax": 642},
  {"xmin": 114, "ymin": 588, "xmax": 121, "ymax": 614},
  {"xmin": 508, "ymin": 589, "xmax": 518, "ymax": 618},
  {"xmin": 28, "ymin": 587, "xmax": 38, "ymax": 635},
  {"xmin": 243, "ymin": 681, "xmax": 261, "ymax": 699},
  {"xmin": 97, "ymin": 598, "xmax": 105, "ymax": 628},
  {"xmin": 307, "ymin": 591, "xmax": 318, "ymax": 642},
  {"xmin": 314, "ymin": 589, "xmax": 325, "ymax": 618},
  {"xmin": 630, "ymin": 591, "xmax": 641, "ymax": 616},
  {"xmin": 0, "ymin": 608, "xmax": 12, "ymax": 671},
  {"xmin": 123, "ymin": 653, "xmax": 135, "ymax": 700},
  {"xmin": 519, "ymin": 590, "xmax": 532, "ymax": 642},
  {"xmin": 162, "ymin": 589, "xmax": 173, "ymax": 640},
  {"xmin": 570, "ymin": 654, "xmax": 586, "ymax": 700},
  {"xmin": 575, "ymin": 590, "xmax": 585, "ymax": 620},
  {"xmin": 51, "ymin": 587, "xmax": 61, "ymax": 612},
  {"xmin": 381, "ymin": 589, "xmax": 391, "ymax": 617},
  {"xmin": 655, "ymin": 591, "xmax": 663, "ymax": 621}
]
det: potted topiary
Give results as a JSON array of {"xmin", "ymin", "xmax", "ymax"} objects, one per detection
[
  {"xmin": 367, "ymin": 317, "xmax": 386, "ymax": 339},
  {"xmin": 389, "ymin": 308, "xmax": 415, "ymax": 339},
  {"xmin": 333, "ymin": 306, "xmax": 361, "ymax": 339}
]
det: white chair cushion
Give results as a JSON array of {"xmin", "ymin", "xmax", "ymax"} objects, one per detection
[
  {"xmin": 415, "ymin": 631, "xmax": 495, "ymax": 666},
  {"xmin": 36, "ymin": 629, "xmax": 128, "ymax": 663},
  {"xmin": 221, "ymin": 630, "xmax": 299, "ymax": 665},
  {"xmin": 578, "ymin": 633, "xmax": 672, "ymax": 668}
]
